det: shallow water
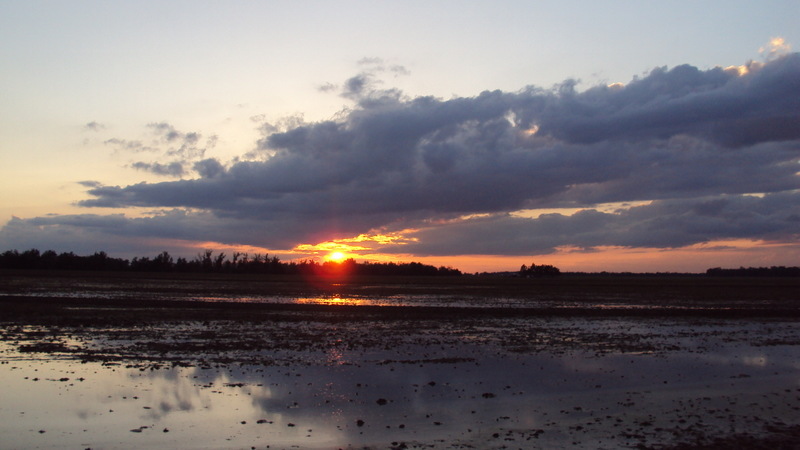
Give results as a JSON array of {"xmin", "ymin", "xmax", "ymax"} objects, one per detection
[
  {"xmin": 0, "ymin": 290, "xmax": 749, "ymax": 311},
  {"xmin": 0, "ymin": 289, "xmax": 535, "ymax": 307},
  {"xmin": 4, "ymin": 273, "xmax": 797, "ymax": 312},
  {"xmin": 3, "ymin": 273, "xmax": 799, "ymax": 447},
  {"xmin": 2, "ymin": 322, "xmax": 799, "ymax": 449}
]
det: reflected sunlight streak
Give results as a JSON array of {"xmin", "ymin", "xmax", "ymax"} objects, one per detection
[{"xmin": 295, "ymin": 295, "xmax": 379, "ymax": 306}]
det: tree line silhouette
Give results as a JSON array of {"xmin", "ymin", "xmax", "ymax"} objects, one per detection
[
  {"xmin": 706, "ymin": 266, "xmax": 800, "ymax": 277},
  {"xmin": 519, "ymin": 263, "xmax": 561, "ymax": 277},
  {"xmin": 0, "ymin": 248, "xmax": 461, "ymax": 277},
  {"xmin": 4, "ymin": 248, "xmax": 796, "ymax": 277}
]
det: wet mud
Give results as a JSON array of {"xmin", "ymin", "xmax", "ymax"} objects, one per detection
[{"xmin": 1, "ymin": 273, "xmax": 799, "ymax": 448}]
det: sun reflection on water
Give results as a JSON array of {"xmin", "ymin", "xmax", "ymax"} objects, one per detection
[{"xmin": 296, "ymin": 295, "xmax": 379, "ymax": 306}]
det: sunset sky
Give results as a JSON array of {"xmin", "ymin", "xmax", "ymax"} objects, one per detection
[{"xmin": 1, "ymin": 1, "xmax": 799, "ymax": 273}]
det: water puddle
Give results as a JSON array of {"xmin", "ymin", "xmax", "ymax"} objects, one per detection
[
  {"xmin": 2, "ymin": 332, "xmax": 799, "ymax": 449},
  {"xmin": 1, "ymin": 290, "xmax": 749, "ymax": 310}
]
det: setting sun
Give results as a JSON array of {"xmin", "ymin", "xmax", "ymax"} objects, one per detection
[{"xmin": 326, "ymin": 251, "xmax": 346, "ymax": 262}]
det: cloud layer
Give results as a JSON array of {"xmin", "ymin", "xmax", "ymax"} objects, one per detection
[
  {"xmin": 397, "ymin": 192, "xmax": 800, "ymax": 256},
  {"xmin": 3, "ymin": 54, "xmax": 800, "ymax": 260}
]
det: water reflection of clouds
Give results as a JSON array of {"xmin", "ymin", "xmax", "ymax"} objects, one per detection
[
  {"xmin": 4, "ymin": 324, "xmax": 800, "ymax": 448},
  {"xmin": 742, "ymin": 355, "xmax": 768, "ymax": 367},
  {"xmin": 696, "ymin": 350, "xmax": 779, "ymax": 371},
  {"xmin": 137, "ymin": 369, "xmax": 206, "ymax": 419}
]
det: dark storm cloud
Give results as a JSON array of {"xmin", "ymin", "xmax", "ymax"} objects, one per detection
[
  {"xmin": 536, "ymin": 59, "xmax": 800, "ymax": 147},
  {"xmin": 395, "ymin": 192, "xmax": 800, "ymax": 256},
  {"xmin": 7, "ymin": 191, "xmax": 796, "ymax": 258},
  {"xmin": 85, "ymin": 55, "xmax": 799, "ymax": 202},
  {"xmin": 0, "ymin": 207, "xmax": 350, "ymax": 254},
  {"xmin": 193, "ymin": 158, "xmax": 225, "ymax": 179},
  {"xmin": 20, "ymin": 210, "xmax": 240, "ymax": 242},
  {"xmin": 6, "ymin": 54, "xmax": 800, "ymax": 255}
]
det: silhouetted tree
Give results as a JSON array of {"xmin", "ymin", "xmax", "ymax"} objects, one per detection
[
  {"xmin": 0, "ymin": 247, "xmax": 463, "ymax": 276},
  {"xmin": 196, "ymin": 250, "xmax": 214, "ymax": 272},
  {"xmin": 153, "ymin": 251, "xmax": 174, "ymax": 271},
  {"xmin": 706, "ymin": 266, "xmax": 800, "ymax": 277},
  {"xmin": 40, "ymin": 250, "xmax": 58, "ymax": 269},
  {"xmin": 519, "ymin": 263, "xmax": 561, "ymax": 277}
]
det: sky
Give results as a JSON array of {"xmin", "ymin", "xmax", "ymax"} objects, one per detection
[{"xmin": 1, "ymin": 1, "xmax": 799, "ymax": 273}]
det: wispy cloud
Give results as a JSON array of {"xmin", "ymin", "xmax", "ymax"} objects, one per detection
[
  {"xmin": 104, "ymin": 122, "xmax": 219, "ymax": 178},
  {"xmin": 130, "ymin": 161, "xmax": 186, "ymax": 177},
  {"xmin": 83, "ymin": 121, "xmax": 106, "ymax": 132},
  {"xmin": 324, "ymin": 57, "xmax": 410, "ymax": 101}
]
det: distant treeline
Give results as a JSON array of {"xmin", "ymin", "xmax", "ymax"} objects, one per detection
[
  {"xmin": 0, "ymin": 248, "xmax": 461, "ymax": 277},
  {"xmin": 706, "ymin": 266, "xmax": 800, "ymax": 277},
  {"xmin": 519, "ymin": 263, "xmax": 561, "ymax": 277}
]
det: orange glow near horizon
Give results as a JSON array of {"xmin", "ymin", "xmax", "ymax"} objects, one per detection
[
  {"xmin": 291, "ymin": 233, "xmax": 413, "ymax": 261},
  {"xmin": 294, "ymin": 233, "xmax": 409, "ymax": 252},
  {"xmin": 301, "ymin": 236, "xmax": 797, "ymax": 273},
  {"xmin": 160, "ymin": 235, "xmax": 800, "ymax": 275},
  {"xmin": 415, "ymin": 239, "xmax": 800, "ymax": 274},
  {"xmin": 294, "ymin": 242, "xmax": 369, "ymax": 254},
  {"xmin": 325, "ymin": 251, "xmax": 347, "ymax": 262}
]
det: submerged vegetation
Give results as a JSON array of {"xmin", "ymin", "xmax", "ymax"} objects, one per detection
[{"xmin": 0, "ymin": 248, "xmax": 461, "ymax": 276}]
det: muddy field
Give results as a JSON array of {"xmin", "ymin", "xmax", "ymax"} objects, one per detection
[
  {"xmin": 1, "ymin": 272, "xmax": 799, "ymax": 449},
  {"xmin": 2, "ymin": 270, "xmax": 799, "ymax": 308}
]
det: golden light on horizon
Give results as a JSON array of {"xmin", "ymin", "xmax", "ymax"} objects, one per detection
[
  {"xmin": 293, "ymin": 233, "xmax": 413, "ymax": 259},
  {"xmin": 294, "ymin": 242, "xmax": 368, "ymax": 253},
  {"xmin": 325, "ymin": 251, "xmax": 347, "ymax": 262}
]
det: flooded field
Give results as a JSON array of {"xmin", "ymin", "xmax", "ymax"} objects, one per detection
[
  {"xmin": 1, "ymin": 271, "xmax": 799, "ymax": 448},
  {"xmin": 2, "ymin": 270, "xmax": 799, "ymax": 310}
]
